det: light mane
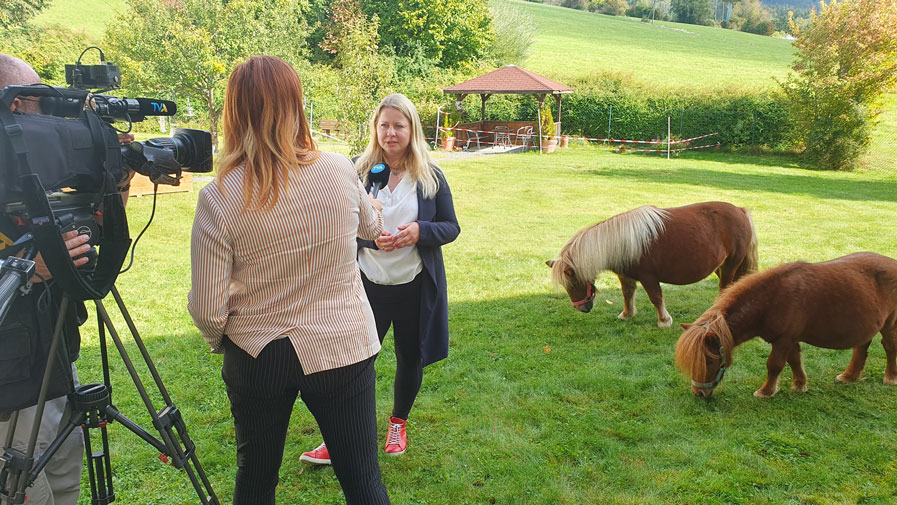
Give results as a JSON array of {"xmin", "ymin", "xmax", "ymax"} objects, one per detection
[
  {"xmin": 674, "ymin": 310, "xmax": 735, "ymax": 380},
  {"xmin": 551, "ymin": 206, "xmax": 670, "ymax": 287}
]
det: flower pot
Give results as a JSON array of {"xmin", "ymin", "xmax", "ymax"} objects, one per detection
[
  {"xmin": 560, "ymin": 135, "xmax": 569, "ymax": 148},
  {"xmin": 442, "ymin": 136, "xmax": 456, "ymax": 151},
  {"xmin": 542, "ymin": 139, "xmax": 558, "ymax": 153}
]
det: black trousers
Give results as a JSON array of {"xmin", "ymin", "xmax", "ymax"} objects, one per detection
[
  {"xmin": 222, "ymin": 337, "xmax": 390, "ymax": 505},
  {"xmin": 361, "ymin": 272, "xmax": 424, "ymax": 420}
]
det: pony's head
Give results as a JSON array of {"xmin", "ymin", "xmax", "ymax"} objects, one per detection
[
  {"xmin": 674, "ymin": 311, "xmax": 734, "ymax": 399},
  {"xmin": 546, "ymin": 258, "xmax": 596, "ymax": 313}
]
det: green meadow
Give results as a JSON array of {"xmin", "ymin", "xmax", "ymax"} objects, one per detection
[
  {"xmin": 19, "ymin": 1, "xmax": 897, "ymax": 504},
  {"xmin": 91, "ymin": 145, "xmax": 897, "ymax": 504}
]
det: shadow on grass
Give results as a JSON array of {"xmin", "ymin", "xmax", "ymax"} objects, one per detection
[{"xmin": 591, "ymin": 154, "xmax": 897, "ymax": 203}]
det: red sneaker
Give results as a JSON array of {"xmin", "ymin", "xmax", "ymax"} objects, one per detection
[
  {"xmin": 299, "ymin": 442, "xmax": 331, "ymax": 465},
  {"xmin": 384, "ymin": 417, "xmax": 407, "ymax": 456}
]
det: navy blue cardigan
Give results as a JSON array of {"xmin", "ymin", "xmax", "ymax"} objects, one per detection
[{"xmin": 358, "ymin": 168, "xmax": 460, "ymax": 366}]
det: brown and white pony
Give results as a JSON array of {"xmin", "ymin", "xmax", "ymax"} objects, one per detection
[
  {"xmin": 675, "ymin": 252, "xmax": 897, "ymax": 398},
  {"xmin": 547, "ymin": 202, "xmax": 758, "ymax": 327}
]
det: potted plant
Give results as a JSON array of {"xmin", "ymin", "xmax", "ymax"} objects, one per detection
[
  {"xmin": 441, "ymin": 110, "xmax": 461, "ymax": 151},
  {"xmin": 540, "ymin": 103, "xmax": 558, "ymax": 153}
]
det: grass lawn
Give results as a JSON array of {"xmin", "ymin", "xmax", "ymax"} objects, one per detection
[
  {"xmin": 515, "ymin": 0, "xmax": 795, "ymax": 90},
  {"xmin": 76, "ymin": 146, "xmax": 897, "ymax": 504}
]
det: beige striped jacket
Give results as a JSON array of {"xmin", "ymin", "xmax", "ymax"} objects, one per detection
[{"xmin": 188, "ymin": 151, "xmax": 384, "ymax": 374}]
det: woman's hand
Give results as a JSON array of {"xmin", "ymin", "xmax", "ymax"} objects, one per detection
[
  {"xmin": 368, "ymin": 194, "xmax": 383, "ymax": 212},
  {"xmin": 374, "ymin": 231, "xmax": 395, "ymax": 252},
  {"xmin": 393, "ymin": 222, "xmax": 420, "ymax": 249}
]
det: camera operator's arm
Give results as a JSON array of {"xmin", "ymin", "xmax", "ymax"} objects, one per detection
[{"xmin": 117, "ymin": 133, "xmax": 136, "ymax": 204}]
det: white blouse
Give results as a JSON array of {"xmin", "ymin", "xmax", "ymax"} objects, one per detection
[{"xmin": 358, "ymin": 175, "xmax": 423, "ymax": 285}]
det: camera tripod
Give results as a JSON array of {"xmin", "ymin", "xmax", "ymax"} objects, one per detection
[{"xmin": 0, "ymin": 286, "xmax": 219, "ymax": 505}]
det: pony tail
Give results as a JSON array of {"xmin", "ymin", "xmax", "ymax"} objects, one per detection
[{"xmin": 736, "ymin": 209, "xmax": 759, "ymax": 277}]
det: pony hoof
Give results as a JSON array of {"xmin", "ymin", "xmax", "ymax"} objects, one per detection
[
  {"xmin": 791, "ymin": 383, "xmax": 807, "ymax": 393},
  {"xmin": 617, "ymin": 311, "xmax": 633, "ymax": 321},
  {"xmin": 657, "ymin": 319, "xmax": 672, "ymax": 328},
  {"xmin": 884, "ymin": 376, "xmax": 897, "ymax": 386},
  {"xmin": 753, "ymin": 388, "xmax": 776, "ymax": 398},
  {"xmin": 836, "ymin": 373, "xmax": 858, "ymax": 383}
]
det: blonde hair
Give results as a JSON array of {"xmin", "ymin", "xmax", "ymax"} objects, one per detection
[
  {"xmin": 217, "ymin": 55, "xmax": 319, "ymax": 211},
  {"xmin": 355, "ymin": 93, "xmax": 439, "ymax": 199}
]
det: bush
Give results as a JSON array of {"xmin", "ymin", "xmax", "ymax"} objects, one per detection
[
  {"xmin": 0, "ymin": 24, "xmax": 90, "ymax": 85},
  {"xmin": 557, "ymin": 74, "xmax": 791, "ymax": 149},
  {"xmin": 601, "ymin": 0, "xmax": 628, "ymax": 16}
]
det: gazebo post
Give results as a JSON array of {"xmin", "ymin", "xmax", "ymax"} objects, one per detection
[
  {"xmin": 555, "ymin": 94, "xmax": 563, "ymax": 137},
  {"xmin": 536, "ymin": 94, "xmax": 545, "ymax": 155}
]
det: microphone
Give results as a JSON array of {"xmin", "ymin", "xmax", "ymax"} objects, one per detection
[
  {"xmin": 369, "ymin": 163, "xmax": 390, "ymax": 199},
  {"xmin": 92, "ymin": 96, "xmax": 178, "ymax": 120}
]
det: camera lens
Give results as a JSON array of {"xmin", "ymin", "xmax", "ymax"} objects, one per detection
[{"xmin": 144, "ymin": 128, "xmax": 212, "ymax": 173}]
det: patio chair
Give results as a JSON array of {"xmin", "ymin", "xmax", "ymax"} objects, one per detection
[
  {"xmin": 494, "ymin": 126, "xmax": 512, "ymax": 147},
  {"xmin": 516, "ymin": 126, "xmax": 534, "ymax": 150},
  {"xmin": 465, "ymin": 128, "xmax": 483, "ymax": 150}
]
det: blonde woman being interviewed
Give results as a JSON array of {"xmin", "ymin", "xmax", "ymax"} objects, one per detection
[
  {"xmin": 188, "ymin": 56, "xmax": 390, "ymax": 504},
  {"xmin": 301, "ymin": 94, "xmax": 460, "ymax": 465}
]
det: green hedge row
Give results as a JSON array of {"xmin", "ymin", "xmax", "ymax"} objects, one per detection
[{"xmin": 453, "ymin": 75, "xmax": 792, "ymax": 150}]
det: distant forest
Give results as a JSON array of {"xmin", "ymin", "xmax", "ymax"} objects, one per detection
[{"xmin": 759, "ymin": 0, "xmax": 817, "ymax": 9}]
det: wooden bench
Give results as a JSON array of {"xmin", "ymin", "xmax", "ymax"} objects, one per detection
[{"xmin": 317, "ymin": 120, "xmax": 347, "ymax": 138}]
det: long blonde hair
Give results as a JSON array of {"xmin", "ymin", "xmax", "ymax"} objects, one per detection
[
  {"xmin": 217, "ymin": 55, "xmax": 319, "ymax": 211},
  {"xmin": 355, "ymin": 93, "xmax": 439, "ymax": 199}
]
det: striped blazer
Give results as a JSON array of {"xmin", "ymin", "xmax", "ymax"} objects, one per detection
[{"xmin": 188, "ymin": 151, "xmax": 384, "ymax": 374}]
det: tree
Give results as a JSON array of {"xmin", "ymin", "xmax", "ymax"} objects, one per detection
[
  {"xmin": 104, "ymin": 0, "xmax": 310, "ymax": 148},
  {"xmin": 363, "ymin": 0, "xmax": 494, "ymax": 68},
  {"xmin": 730, "ymin": 0, "xmax": 773, "ymax": 35},
  {"xmin": 781, "ymin": 0, "xmax": 897, "ymax": 169},
  {"xmin": 672, "ymin": 0, "xmax": 713, "ymax": 25},
  {"xmin": 333, "ymin": 8, "xmax": 393, "ymax": 156},
  {"xmin": 0, "ymin": 0, "xmax": 50, "ymax": 29}
]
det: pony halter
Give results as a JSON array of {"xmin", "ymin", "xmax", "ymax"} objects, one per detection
[
  {"xmin": 571, "ymin": 283, "xmax": 596, "ymax": 308},
  {"xmin": 691, "ymin": 338, "xmax": 728, "ymax": 390}
]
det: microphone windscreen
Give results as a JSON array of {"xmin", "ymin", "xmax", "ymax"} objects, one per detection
[{"xmin": 368, "ymin": 163, "xmax": 390, "ymax": 189}]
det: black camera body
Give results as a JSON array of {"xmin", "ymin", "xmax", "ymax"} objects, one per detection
[{"xmin": 0, "ymin": 53, "xmax": 213, "ymax": 303}]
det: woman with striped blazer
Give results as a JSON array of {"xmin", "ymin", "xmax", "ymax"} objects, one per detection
[{"xmin": 188, "ymin": 56, "xmax": 390, "ymax": 505}]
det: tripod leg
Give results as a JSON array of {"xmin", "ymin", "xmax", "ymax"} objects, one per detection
[{"xmin": 92, "ymin": 290, "xmax": 219, "ymax": 504}]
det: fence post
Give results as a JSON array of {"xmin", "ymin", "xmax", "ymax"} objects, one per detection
[
  {"xmin": 434, "ymin": 106, "xmax": 442, "ymax": 150},
  {"xmin": 667, "ymin": 116, "xmax": 671, "ymax": 160}
]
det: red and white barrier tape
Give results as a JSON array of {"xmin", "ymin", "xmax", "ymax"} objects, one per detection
[{"xmin": 428, "ymin": 126, "xmax": 718, "ymax": 146}]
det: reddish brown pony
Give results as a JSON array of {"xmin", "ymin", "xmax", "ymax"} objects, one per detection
[
  {"xmin": 547, "ymin": 202, "xmax": 758, "ymax": 327},
  {"xmin": 675, "ymin": 252, "xmax": 897, "ymax": 398}
]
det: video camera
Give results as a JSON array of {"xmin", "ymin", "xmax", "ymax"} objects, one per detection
[{"xmin": 0, "ymin": 49, "xmax": 213, "ymax": 304}]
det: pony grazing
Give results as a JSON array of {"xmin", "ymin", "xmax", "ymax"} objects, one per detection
[
  {"xmin": 547, "ymin": 202, "xmax": 758, "ymax": 327},
  {"xmin": 675, "ymin": 252, "xmax": 897, "ymax": 399}
]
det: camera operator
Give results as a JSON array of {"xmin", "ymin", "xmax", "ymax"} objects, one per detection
[{"xmin": 0, "ymin": 53, "xmax": 133, "ymax": 505}]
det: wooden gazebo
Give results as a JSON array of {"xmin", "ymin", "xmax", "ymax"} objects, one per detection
[{"xmin": 443, "ymin": 65, "xmax": 573, "ymax": 152}]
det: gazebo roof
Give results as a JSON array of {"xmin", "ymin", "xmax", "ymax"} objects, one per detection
[{"xmin": 443, "ymin": 65, "xmax": 573, "ymax": 95}]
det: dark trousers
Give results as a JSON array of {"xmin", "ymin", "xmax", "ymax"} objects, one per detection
[
  {"xmin": 222, "ymin": 337, "xmax": 390, "ymax": 505},
  {"xmin": 361, "ymin": 272, "xmax": 424, "ymax": 420}
]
